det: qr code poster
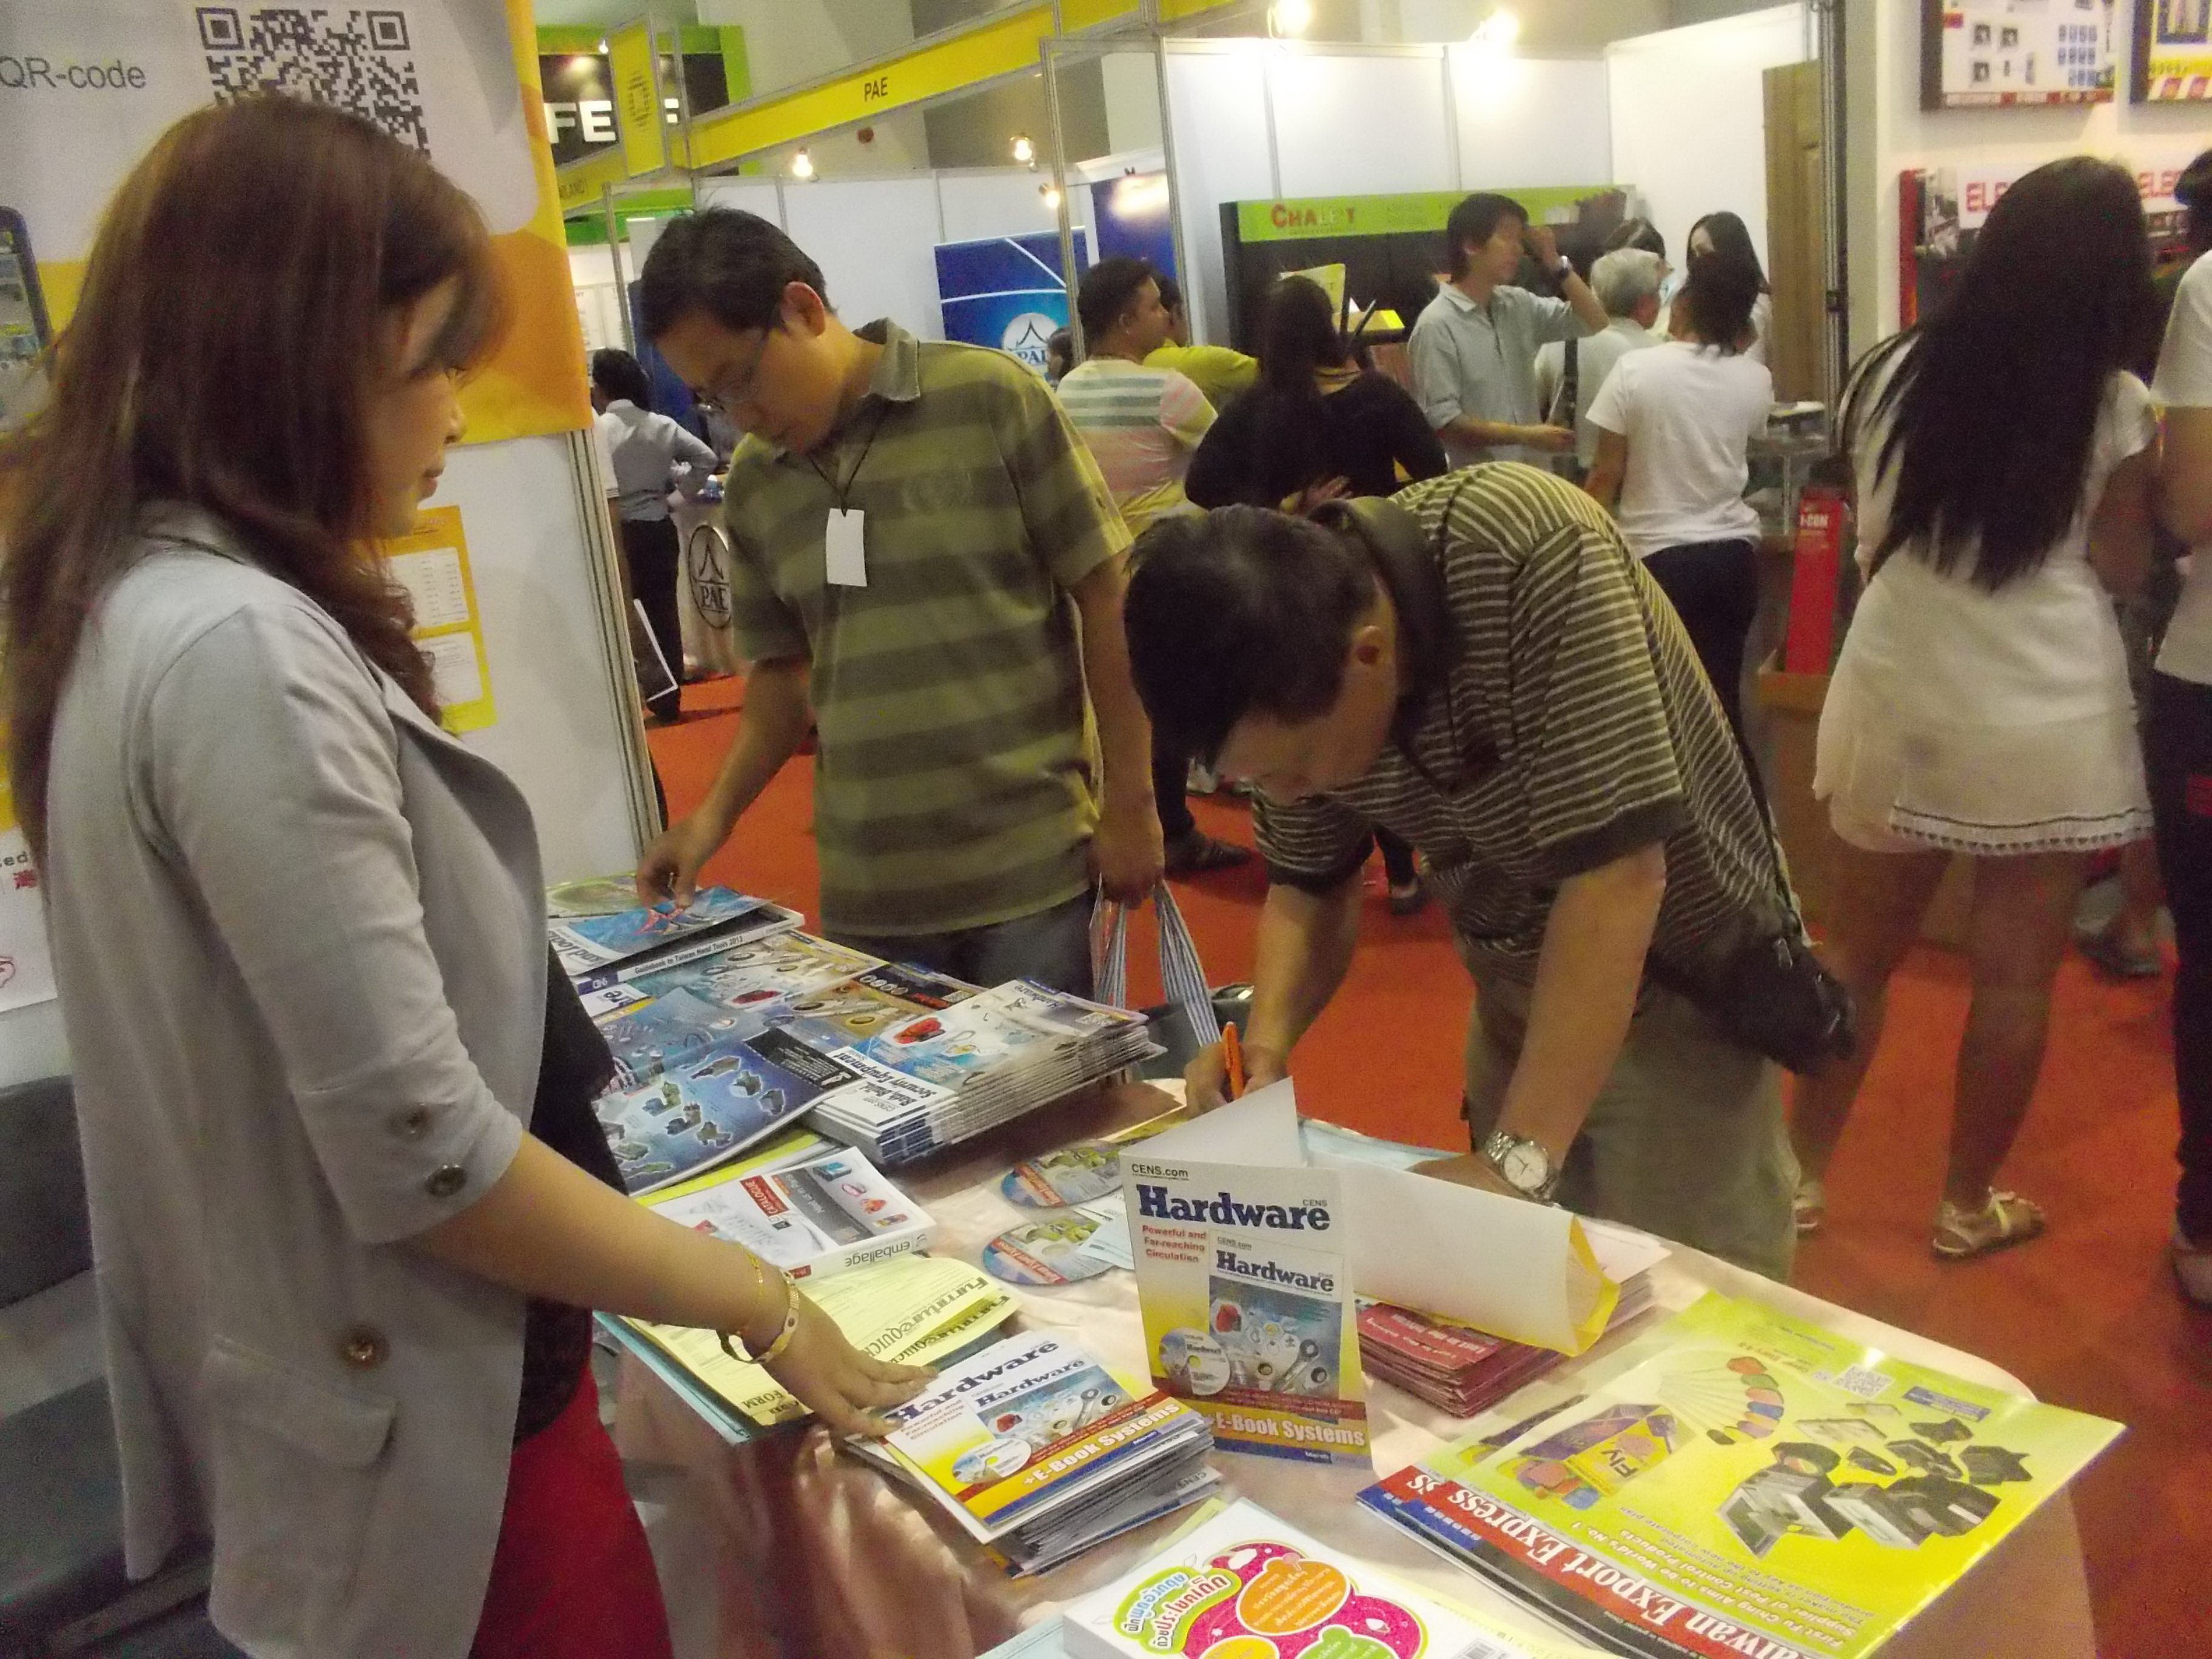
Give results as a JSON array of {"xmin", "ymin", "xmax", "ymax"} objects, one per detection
[
  {"xmin": 0, "ymin": 0, "xmax": 537, "ymax": 257},
  {"xmin": 0, "ymin": 0, "xmax": 588, "ymax": 441}
]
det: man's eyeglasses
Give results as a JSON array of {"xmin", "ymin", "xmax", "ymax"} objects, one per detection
[{"xmin": 693, "ymin": 327, "xmax": 775, "ymax": 417}]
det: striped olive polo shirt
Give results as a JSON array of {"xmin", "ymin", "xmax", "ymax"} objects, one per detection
[
  {"xmin": 720, "ymin": 319, "xmax": 1130, "ymax": 937},
  {"xmin": 1256, "ymin": 464, "xmax": 1786, "ymax": 987}
]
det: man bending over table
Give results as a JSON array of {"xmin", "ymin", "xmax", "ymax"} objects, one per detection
[{"xmin": 1121, "ymin": 464, "xmax": 1802, "ymax": 1278}]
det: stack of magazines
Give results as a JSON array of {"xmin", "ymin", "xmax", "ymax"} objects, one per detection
[
  {"xmin": 1358, "ymin": 1222, "xmax": 1666, "ymax": 1417},
  {"xmin": 847, "ymin": 1332, "xmax": 1218, "ymax": 1575},
  {"xmin": 551, "ymin": 886, "xmax": 802, "ymax": 988},
  {"xmin": 808, "ymin": 980, "xmax": 1159, "ymax": 1167}
]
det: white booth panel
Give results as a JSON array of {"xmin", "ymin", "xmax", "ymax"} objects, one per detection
[
  {"xmin": 1606, "ymin": 4, "xmax": 1809, "ymax": 269},
  {"xmin": 937, "ymin": 169, "xmax": 1065, "ymax": 245},
  {"xmin": 1450, "ymin": 53, "xmax": 1614, "ymax": 189},
  {"xmin": 780, "ymin": 177, "xmax": 948, "ymax": 338},
  {"xmin": 1267, "ymin": 53, "xmax": 1453, "ymax": 198},
  {"xmin": 434, "ymin": 434, "xmax": 645, "ymax": 886},
  {"xmin": 698, "ymin": 176, "xmax": 788, "ymax": 225},
  {"xmin": 1164, "ymin": 47, "xmax": 1275, "ymax": 349}
]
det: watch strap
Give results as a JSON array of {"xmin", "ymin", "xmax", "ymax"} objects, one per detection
[{"xmin": 1480, "ymin": 1128, "xmax": 1562, "ymax": 1202}]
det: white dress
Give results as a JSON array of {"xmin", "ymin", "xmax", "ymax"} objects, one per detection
[{"xmin": 1815, "ymin": 350, "xmax": 2156, "ymax": 856}]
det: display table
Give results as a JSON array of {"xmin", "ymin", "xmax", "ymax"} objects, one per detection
[{"xmin": 609, "ymin": 1083, "xmax": 2097, "ymax": 1659}]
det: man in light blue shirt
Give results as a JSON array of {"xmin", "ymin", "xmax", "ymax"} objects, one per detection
[{"xmin": 1408, "ymin": 192, "xmax": 1609, "ymax": 468}]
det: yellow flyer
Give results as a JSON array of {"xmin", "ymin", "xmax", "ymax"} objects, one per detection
[
  {"xmin": 1362, "ymin": 1293, "xmax": 2121, "ymax": 1659},
  {"xmin": 625, "ymin": 1255, "xmax": 1014, "ymax": 1429},
  {"xmin": 381, "ymin": 506, "xmax": 496, "ymax": 734}
]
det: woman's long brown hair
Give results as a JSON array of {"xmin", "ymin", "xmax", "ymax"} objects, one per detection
[{"xmin": 0, "ymin": 96, "xmax": 508, "ymax": 857}]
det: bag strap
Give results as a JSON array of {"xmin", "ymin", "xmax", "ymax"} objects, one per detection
[{"xmin": 1090, "ymin": 885, "xmax": 1221, "ymax": 1045}]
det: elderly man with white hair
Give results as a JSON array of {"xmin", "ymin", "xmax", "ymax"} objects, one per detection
[{"xmin": 1535, "ymin": 247, "xmax": 1666, "ymax": 474}]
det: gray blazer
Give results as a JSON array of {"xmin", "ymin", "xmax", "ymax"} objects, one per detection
[{"xmin": 43, "ymin": 512, "xmax": 549, "ymax": 1658}]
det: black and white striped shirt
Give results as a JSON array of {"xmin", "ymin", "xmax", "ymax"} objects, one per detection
[{"xmin": 1256, "ymin": 464, "xmax": 1785, "ymax": 985}]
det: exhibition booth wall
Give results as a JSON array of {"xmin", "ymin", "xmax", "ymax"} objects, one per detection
[
  {"xmin": 1846, "ymin": 0, "xmax": 2211, "ymax": 349},
  {"xmin": 1161, "ymin": 8, "xmax": 1811, "ymax": 356}
]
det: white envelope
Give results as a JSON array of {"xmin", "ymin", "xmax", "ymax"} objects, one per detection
[{"xmin": 1142, "ymin": 1080, "xmax": 1616, "ymax": 1355}]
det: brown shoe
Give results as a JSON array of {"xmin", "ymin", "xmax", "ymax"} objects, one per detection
[{"xmin": 1164, "ymin": 828, "xmax": 1252, "ymax": 877}]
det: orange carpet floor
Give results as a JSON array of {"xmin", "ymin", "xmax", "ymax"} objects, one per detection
[{"xmin": 652, "ymin": 676, "xmax": 2207, "ymax": 1657}]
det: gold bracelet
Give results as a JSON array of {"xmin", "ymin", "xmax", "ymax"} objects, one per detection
[{"xmin": 717, "ymin": 1260, "xmax": 799, "ymax": 1364}]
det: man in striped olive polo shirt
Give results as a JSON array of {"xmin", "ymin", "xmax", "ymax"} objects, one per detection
[
  {"xmin": 631, "ymin": 210, "xmax": 1163, "ymax": 994},
  {"xmin": 1123, "ymin": 466, "xmax": 1801, "ymax": 1278}
]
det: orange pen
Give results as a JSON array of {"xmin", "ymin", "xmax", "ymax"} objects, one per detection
[{"xmin": 1221, "ymin": 1022, "xmax": 1246, "ymax": 1102}]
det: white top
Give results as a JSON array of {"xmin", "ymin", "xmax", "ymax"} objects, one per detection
[
  {"xmin": 1842, "ymin": 346, "xmax": 2156, "ymax": 727},
  {"xmin": 1587, "ymin": 340, "xmax": 1771, "ymax": 559},
  {"xmin": 1054, "ymin": 357, "xmax": 1215, "ymax": 532},
  {"xmin": 1533, "ymin": 316, "xmax": 1661, "ymax": 467},
  {"xmin": 592, "ymin": 400, "xmax": 717, "ymax": 523},
  {"xmin": 2152, "ymin": 249, "xmax": 2212, "ymax": 686}
]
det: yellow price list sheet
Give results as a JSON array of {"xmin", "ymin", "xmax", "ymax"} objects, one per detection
[{"xmin": 383, "ymin": 506, "xmax": 498, "ymax": 734}]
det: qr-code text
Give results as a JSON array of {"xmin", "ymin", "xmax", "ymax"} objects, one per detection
[{"xmin": 196, "ymin": 7, "xmax": 427, "ymax": 151}]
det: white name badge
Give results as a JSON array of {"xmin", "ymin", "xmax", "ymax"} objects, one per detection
[{"xmin": 825, "ymin": 508, "xmax": 868, "ymax": 587}]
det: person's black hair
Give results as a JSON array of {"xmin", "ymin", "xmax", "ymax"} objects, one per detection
[
  {"xmin": 1847, "ymin": 156, "xmax": 2156, "ymax": 593},
  {"xmin": 1679, "ymin": 252, "xmax": 1761, "ymax": 350},
  {"xmin": 1444, "ymin": 192, "xmax": 1528, "ymax": 278},
  {"xmin": 1687, "ymin": 210, "xmax": 1768, "ymax": 293},
  {"xmin": 1125, "ymin": 508, "xmax": 1376, "ymax": 763},
  {"xmin": 1250, "ymin": 275, "xmax": 1351, "ymax": 492},
  {"xmin": 1604, "ymin": 216, "xmax": 1667, "ymax": 261},
  {"xmin": 1077, "ymin": 256, "xmax": 1158, "ymax": 343},
  {"xmin": 1156, "ymin": 273, "xmax": 1184, "ymax": 316},
  {"xmin": 635, "ymin": 209, "xmax": 829, "ymax": 342},
  {"xmin": 589, "ymin": 347, "xmax": 654, "ymax": 410},
  {"xmin": 1044, "ymin": 326, "xmax": 1074, "ymax": 381},
  {"xmin": 2179, "ymin": 147, "xmax": 2212, "ymax": 255}
]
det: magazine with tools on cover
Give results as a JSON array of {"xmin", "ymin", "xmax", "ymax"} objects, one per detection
[
  {"xmin": 583, "ymin": 929, "xmax": 882, "ymax": 1020},
  {"xmin": 1359, "ymin": 1293, "xmax": 2122, "ymax": 1659}
]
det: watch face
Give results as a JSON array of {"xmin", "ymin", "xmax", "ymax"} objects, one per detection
[{"xmin": 1503, "ymin": 1142, "xmax": 1549, "ymax": 1190}]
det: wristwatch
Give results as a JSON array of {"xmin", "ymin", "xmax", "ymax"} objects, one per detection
[{"xmin": 1480, "ymin": 1128, "xmax": 1561, "ymax": 1202}]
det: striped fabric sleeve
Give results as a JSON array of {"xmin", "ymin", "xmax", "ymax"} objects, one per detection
[
  {"xmin": 718, "ymin": 503, "xmax": 809, "ymax": 662},
  {"xmin": 1499, "ymin": 515, "xmax": 1689, "ymax": 879},
  {"xmin": 1158, "ymin": 370, "xmax": 1218, "ymax": 452},
  {"xmin": 1254, "ymin": 789, "xmax": 1377, "ymax": 894},
  {"xmin": 994, "ymin": 366, "xmax": 1134, "ymax": 589}
]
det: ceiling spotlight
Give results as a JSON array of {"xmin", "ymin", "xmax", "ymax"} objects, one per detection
[
  {"xmin": 1469, "ymin": 7, "xmax": 1520, "ymax": 50},
  {"xmin": 1011, "ymin": 133, "xmax": 1036, "ymax": 165},
  {"xmin": 1039, "ymin": 183, "xmax": 1063, "ymax": 210},
  {"xmin": 1270, "ymin": 0, "xmax": 1314, "ymax": 37},
  {"xmin": 790, "ymin": 149, "xmax": 814, "ymax": 180}
]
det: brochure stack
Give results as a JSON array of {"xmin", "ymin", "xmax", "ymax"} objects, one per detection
[{"xmin": 847, "ymin": 1332, "xmax": 1219, "ymax": 1575}]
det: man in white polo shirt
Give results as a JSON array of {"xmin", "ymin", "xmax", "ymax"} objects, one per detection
[{"xmin": 1408, "ymin": 191, "xmax": 1609, "ymax": 468}]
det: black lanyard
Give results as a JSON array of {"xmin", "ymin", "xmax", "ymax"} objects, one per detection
[{"xmin": 803, "ymin": 401, "xmax": 891, "ymax": 510}]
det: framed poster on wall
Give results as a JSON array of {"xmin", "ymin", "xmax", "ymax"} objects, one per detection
[
  {"xmin": 2135, "ymin": 0, "xmax": 2212, "ymax": 100},
  {"xmin": 1921, "ymin": 0, "xmax": 2116, "ymax": 109}
]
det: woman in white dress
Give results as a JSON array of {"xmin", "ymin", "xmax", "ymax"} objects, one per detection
[{"xmin": 1794, "ymin": 158, "xmax": 2159, "ymax": 1259}]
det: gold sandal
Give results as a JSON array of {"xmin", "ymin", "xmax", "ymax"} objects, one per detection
[{"xmin": 1932, "ymin": 1190, "xmax": 2045, "ymax": 1261}]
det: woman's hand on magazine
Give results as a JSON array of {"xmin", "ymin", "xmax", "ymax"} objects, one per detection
[{"xmin": 760, "ymin": 1294, "xmax": 933, "ymax": 1437}]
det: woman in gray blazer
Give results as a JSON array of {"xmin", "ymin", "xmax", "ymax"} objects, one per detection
[{"xmin": 0, "ymin": 99, "xmax": 926, "ymax": 1659}]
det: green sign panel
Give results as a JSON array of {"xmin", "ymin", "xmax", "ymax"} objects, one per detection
[{"xmin": 1236, "ymin": 186, "xmax": 1620, "ymax": 243}]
